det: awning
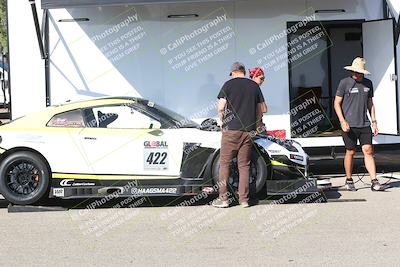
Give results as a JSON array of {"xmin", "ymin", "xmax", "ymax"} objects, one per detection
[{"xmin": 41, "ymin": 0, "xmax": 232, "ymax": 9}]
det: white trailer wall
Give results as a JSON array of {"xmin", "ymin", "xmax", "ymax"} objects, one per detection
[
  {"xmin": 7, "ymin": 0, "xmax": 46, "ymax": 119},
  {"xmin": 387, "ymin": 0, "xmax": 400, "ymax": 19},
  {"xmin": 47, "ymin": 0, "xmax": 383, "ymax": 136}
]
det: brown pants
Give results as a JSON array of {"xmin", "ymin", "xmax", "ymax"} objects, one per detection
[{"xmin": 218, "ymin": 130, "xmax": 252, "ymax": 203}]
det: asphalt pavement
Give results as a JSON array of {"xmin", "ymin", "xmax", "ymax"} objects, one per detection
[{"xmin": 0, "ymin": 175, "xmax": 399, "ymax": 266}]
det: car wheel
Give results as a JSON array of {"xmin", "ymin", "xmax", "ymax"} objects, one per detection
[
  {"xmin": 0, "ymin": 151, "xmax": 50, "ymax": 205},
  {"xmin": 212, "ymin": 150, "xmax": 269, "ymax": 198}
]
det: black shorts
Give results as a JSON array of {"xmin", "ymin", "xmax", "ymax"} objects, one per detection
[{"xmin": 342, "ymin": 126, "xmax": 372, "ymax": 150}]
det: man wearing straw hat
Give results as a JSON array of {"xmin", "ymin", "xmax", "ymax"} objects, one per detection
[{"xmin": 334, "ymin": 57, "xmax": 384, "ymax": 191}]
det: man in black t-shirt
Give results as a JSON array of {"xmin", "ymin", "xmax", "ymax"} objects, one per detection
[
  {"xmin": 212, "ymin": 62, "xmax": 267, "ymax": 208},
  {"xmin": 334, "ymin": 57, "xmax": 384, "ymax": 191}
]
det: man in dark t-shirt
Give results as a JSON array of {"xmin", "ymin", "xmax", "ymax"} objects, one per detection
[
  {"xmin": 212, "ymin": 62, "xmax": 267, "ymax": 208},
  {"xmin": 334, "ymin": 57, "xmax": 384, "ymax": 191}
]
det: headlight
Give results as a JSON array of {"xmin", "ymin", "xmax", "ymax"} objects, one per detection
[
  {"xmin": 290, "ymin": 154, "xmax": 304, "ymax": 161},
  {"xmin": 264, "ymin": 136, "xmax": 299, "ymax": 152},
  {"xmin": 281, "ymin": 140, "xmax": 298, "ymax": 152}
]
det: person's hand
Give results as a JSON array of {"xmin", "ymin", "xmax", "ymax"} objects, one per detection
[
  {"xmin": 372, "ymin": 122, "xmax": 379, "ymax": 136},
  {"xmin": 257, "ymin": 123, "xmax": 268, "ymax": 135},
  {"xmin": 217, "ymin": 118, "xmax": 223, "ymax": 128},
  {"xmin": 340, "ymin": 120, "xmax": 350, "ymax": 132}
]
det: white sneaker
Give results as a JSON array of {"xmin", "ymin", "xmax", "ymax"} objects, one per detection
[
  {"xmin": 212, "ymin": 198, "xmax": 229, "ymax": 208},
  {"xmin": 240, "ymin": 202, "xmax": 250, "ymax": 208}
]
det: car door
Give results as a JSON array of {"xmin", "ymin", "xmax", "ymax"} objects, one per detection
[
  {"xmin": 45, "ymin": 109, "xmax": 92, "ymax": 174},
  {"xmin": 362, "ymin": 19, "xmax": 399, "ymax": 135},
  {"xmin": 79, "ymin": 104, "xmax": 184, "ymax": 177}
]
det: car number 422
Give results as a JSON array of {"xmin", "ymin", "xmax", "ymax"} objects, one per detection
[{"xmin": 146, "ymin": 152, "xmax": 167, "ymax": 165}]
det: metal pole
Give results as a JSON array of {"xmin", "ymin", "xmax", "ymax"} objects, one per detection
[
  {"xmin": 1, "ymin": 53, "xmax": 4, "ymax": 109},
  {"xmin": 383, "ymin": 0, "xmax": 388, "ymax": 19},
  {"xmin": 29, "ymin": 0, "xmax": 46, "ymax": 59}
]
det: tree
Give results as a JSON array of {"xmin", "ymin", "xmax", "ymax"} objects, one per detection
[{"xmin": 0, "ymin": 0, "xmax": 7, "ymax": 54}]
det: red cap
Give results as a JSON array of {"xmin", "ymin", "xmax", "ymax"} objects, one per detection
[{"xmin": 249, "ymin": 67, "xmax": 264, "ymax": 78}]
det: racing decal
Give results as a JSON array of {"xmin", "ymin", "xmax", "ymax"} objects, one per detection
[
  {"xmin": 52, "ymin": 173, "xmax": 180, "ymax": 180},
  {"xmin": 268, "ymin": 150, "xmax": 282, "ymax": 154},
  {"xmin": 60, "ymin": 179, "xmax": 96, "ymax": 187},
  {"xmin": 131, "ymin": 187, "xmax": 177, "ymax": 194},
  {"xmin": 144, "ymin": 141, "xmax": 169, "ymax": 170},
  {"xmin": 53, "ymin": 188, "xmax": 65, "ymax": 197},
  {"xmin": 50, "ymin": 118, "xmax": 84, "ymax": 127}
]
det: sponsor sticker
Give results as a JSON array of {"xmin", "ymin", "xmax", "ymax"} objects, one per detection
[
  {"xmin": 53, "ymin": 188, "xmax": 65, "ymax": 197},
  {"xmin": 60, "ymin": 179, "xmax": 96, "ymax": 187},
  {"xmin": 131, "ymin": 187, "xmax": 177, "ymax": 194}
]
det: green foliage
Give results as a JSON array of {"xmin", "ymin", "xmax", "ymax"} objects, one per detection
[{"xmin": 0, "ymin": 0, "xmax": 7, "ymax": 54}]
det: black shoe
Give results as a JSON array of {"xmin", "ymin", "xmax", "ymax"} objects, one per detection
[
  {"xmin": 371, "ymin": 179, "xmax": 385, "ymax": 191},
  {"xmin": 345, "ymin": 178, "xmax": 357, "ymax": 191}
]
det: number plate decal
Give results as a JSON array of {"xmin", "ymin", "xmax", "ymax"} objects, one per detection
[
  {"xmin": 53, "ymin": 188, "xmax": 65, "ymax": 197},
  {"xmin": 143, "ymin": 141, "xmax": 169, "ymax": 170}
]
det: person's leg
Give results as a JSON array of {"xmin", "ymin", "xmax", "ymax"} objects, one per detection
[
  {"xmin": 342, "ymin": 129, "xmax": 357, "ymax": 179},
  {"xmin": 359, "ymin": 127, "xmax": 376, "ymax": 180},
  {"xmin": 342, "ymin": 128, "xmax": 357, "ymax": 191},
  {"xmin": 237, "ymin": 132, "xmax": 252, "ymax": 204},
  {"xmin": 218, "ymin": 131, "xmax": 237, "ymax": 201},
  {"xmin": 359, "ymin": 127, "xmax": 384, "ymax": 191},
  {"xmin": 344, "ymin": 149, "xmax": 356, "ymax": 179},
  {"xmin": 362, "ymin": 144, "xmax": 376, "ymax": 180}
]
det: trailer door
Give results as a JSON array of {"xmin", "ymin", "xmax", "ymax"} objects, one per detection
[{"xmin": 362, "ymin": 19, "xmax": 399, "ymax": 135}]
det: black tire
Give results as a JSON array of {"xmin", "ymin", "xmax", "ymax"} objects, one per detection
[
  {"xmin": 212, "ymin": 150, "xmax": 269, "ymax": 198},
  {"xmin": 0, "ymin": 151, "xmax": 50, "ymax": 205}
]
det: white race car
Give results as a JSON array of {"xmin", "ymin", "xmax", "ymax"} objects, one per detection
[{"xmin": 0, "ymin": 97, "xmax": 314, "ymax": 205}]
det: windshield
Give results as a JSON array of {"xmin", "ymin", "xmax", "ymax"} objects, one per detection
[{"xmin": 135, "ymin": 100, "xmax": 199, "ymax": 128}]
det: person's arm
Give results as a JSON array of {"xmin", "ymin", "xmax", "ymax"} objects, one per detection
[
  {"xmin": 217, "ymin": 83, "xmax": 228, "ymax": 128},
  {"xmin": 217, "ymin": 98, "xmax": 227, "ymax": 128},
  {"xmin": 257, "ymin": 102, "xmax": 267, "ymax": 130},
  {"xmin": 256, "ymin": 86, "xmax": 267, "ymax": 132},
  {"xmin": 259, "ymin": 102, "xmax": 267, "ymax": 114},
  {"xmin": 368, "ymin": 97, "xmax": 378, "ymax": 136},
  {"xmin": 334, "ymin": 79, "xmax": 350, "ymax": 132},
  {"xmin": 334, "ymin": 96, "xmax": 350, "ymax": 132}
]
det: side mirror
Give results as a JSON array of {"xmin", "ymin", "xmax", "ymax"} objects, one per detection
[{"xmin": 150, "ymin": 120, "xmax": 161, "ymax": 129}]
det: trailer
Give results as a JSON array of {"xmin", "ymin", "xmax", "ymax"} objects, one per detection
[{"xmin": 6, "ymin": 0, "xmax": 400, "ymax": 174}]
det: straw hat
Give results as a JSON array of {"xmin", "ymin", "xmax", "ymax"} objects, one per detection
[{"xmin": 344, "ymin": 57, "xmax": 371, "ymax": 75}]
